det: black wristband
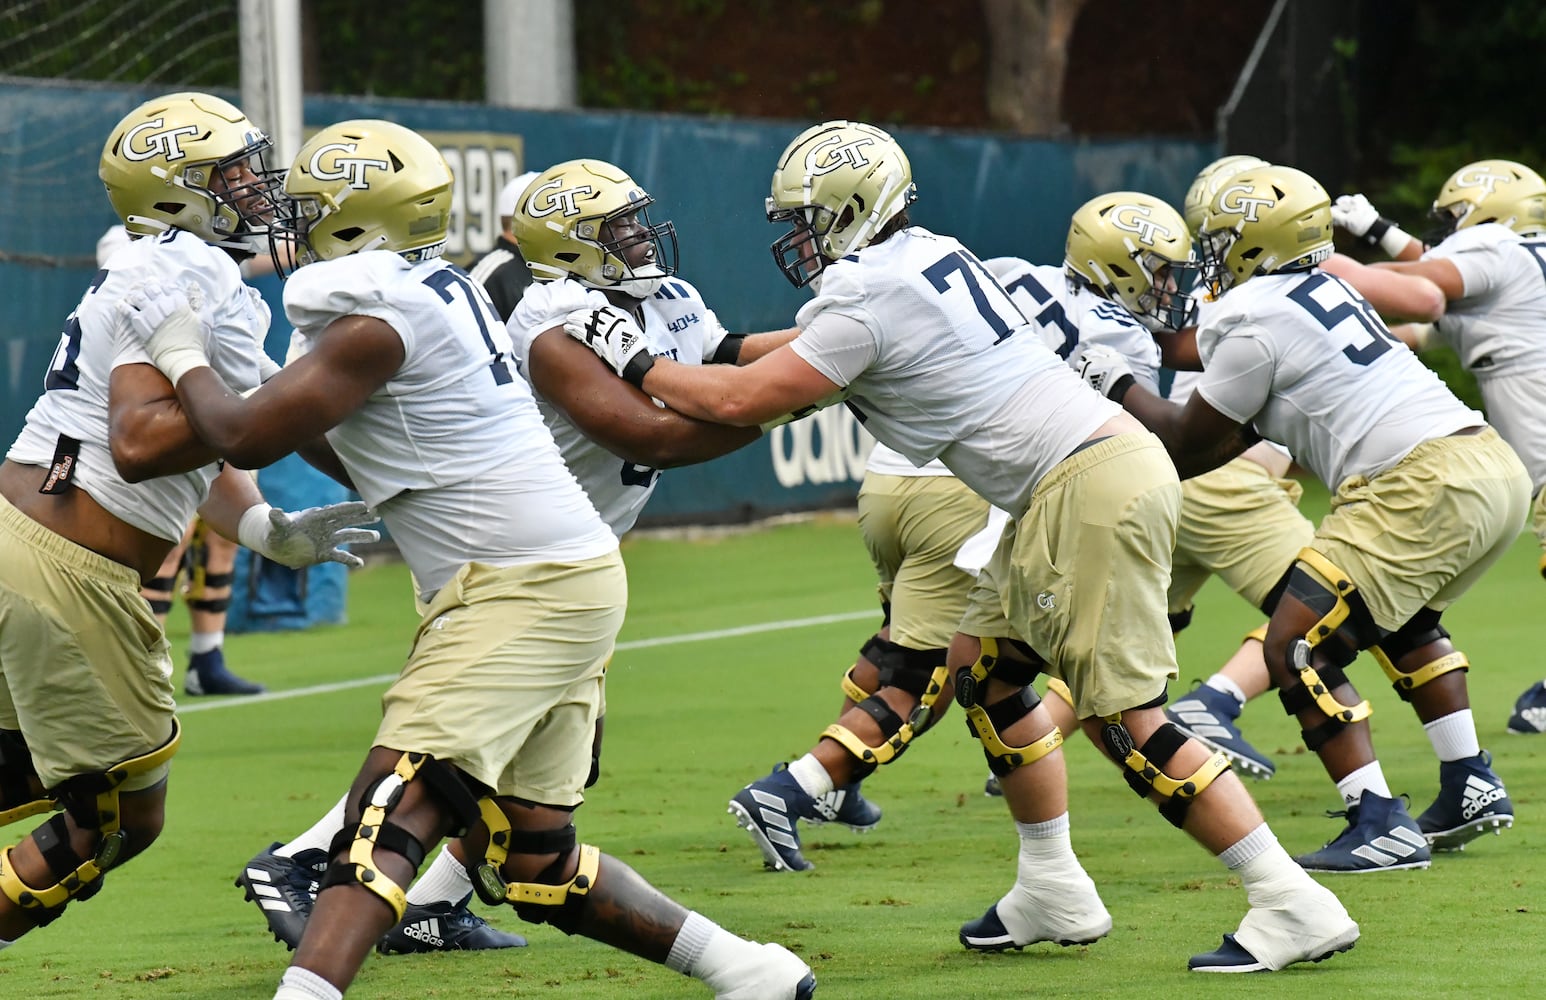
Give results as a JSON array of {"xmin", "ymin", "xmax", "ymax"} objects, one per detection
[
  {"xmin": 1362, "ymin": 217, "xmax": 1394, "ymax": 247},
  {"xmin": 1107, "ymin": 373, "xmax": 1135, "ymax": 405},
  {"xmin": 621, "ymin": 351, "xmax": 655, "ymax": 390},
  {"xmin": 710, "ymin": 334, "xmax": 746, "ymax": 365}
]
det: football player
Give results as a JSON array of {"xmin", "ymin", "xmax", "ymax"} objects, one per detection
[
  {"xmin": 0, "ymin": 93, "xmax": 374, "ymax": 947},
  {"xmin": 119, "ymin": 119, "xmax": 816, "ymax": 1000},
  {"xmin": 1325, "ymin": 159, "xmax": 1546, "ymax": 736},
  {"xmin": 1078, "ymin": 163, "xmax": 1529, "ymax": 872},
  {"xmin": 570, "ymin": 119, "xmax": 1357, "ymax": 973}
]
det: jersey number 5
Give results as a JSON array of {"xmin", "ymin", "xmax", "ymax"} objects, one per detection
[
  {"xmin": 1286, "ymin": 273, "xmax": 1400, "ymax": 366},
  {"xmin": 45, "ymin": 268, "xmax": 109, "ymax": 391}
]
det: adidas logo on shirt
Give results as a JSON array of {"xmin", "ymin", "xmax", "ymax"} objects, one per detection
[{"xmin": 402, "ymin": 918, "xmax": 444, "ymax": 948}]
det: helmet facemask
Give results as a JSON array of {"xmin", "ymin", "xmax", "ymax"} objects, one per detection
[
  {"xmin": 592, "ymin": 197, "xmax": 678, "ymax": 297},
  {"xmin": 767, "ymin": 201, "xmax": 840, "ymax": 288}
]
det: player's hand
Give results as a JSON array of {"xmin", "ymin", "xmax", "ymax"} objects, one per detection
[
  {"xmin": 563, "ymin": 305, "xmax": 655, "ymax": 388},
  {"xmin": 1075, "ymin": 345, "xmax": 1136, "ymax": 401},
  {"xmin": 1330, "ymin": 194, "xmax": 1382, "ymax": 237},
  {"xmin": 239, "ymin": 500, "xmax": 380, "ymax": 569},
  {"xmin": 117, "ymin": 279, "xmax": 210, "ymax": 384}
]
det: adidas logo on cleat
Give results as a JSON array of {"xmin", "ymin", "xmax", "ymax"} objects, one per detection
[
  {"xmin": 1460, "ymin": 775, "xmax": 1506, "ymax": 821},
  {"xmin": 401, "ymin": 918, "xmax": 444, "ymax": 948}
]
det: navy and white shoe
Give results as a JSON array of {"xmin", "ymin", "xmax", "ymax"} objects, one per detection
[
  {"xmin": 808, "ymin": 782, "xmax": 881, "ymax": 832},
  {"xmin": 378, "ymin": 893, "xmax": 527, "ymax": 954},
  {"xmin": 1190, "ymin": 875, "xmax": 1359, "ymax": 972},
  {"xmin": 728, "ymin": 765, "xmax": 817, "ymax": 872},
  {"xmin": 1294, "ymin": 792, "xmax": 1431, "ymax": 873},
  {"xmin": 234, "ymin": 842, "xmax": 326, "ymax": 949},
  {"xmin": 712, "ymin": 942, "xmax": 816, "ymax": 1000},
  {"xmin": 185, "ymin": 648, "xmax": 265, "ymax": 696},
  {"xmin": 1415, "ymin": 751, "xmax": 1513, "ymax": 851},
  {"xmin": 1507, "ymin": 680, "xmax": 1546, "ymax": 734},
  {"xmin": 1164, "ymin": 683, "xmax": 1275, "ymax": 779},
  {"xmin": 983, "ymin": 773, "xmax": 1003, "ymax": 797},
  {"xmin": 959, "ymin": 889, "xmax": 1111, "ymax": 952}
]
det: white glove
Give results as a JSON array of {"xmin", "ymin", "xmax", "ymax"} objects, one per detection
[
  {"xmin": 1331, "ymin": 193, "xmax": 1410, "ymax": 257},
  {"xmin": 116, "ymin": 279, "xmax": 210, "ymax": 385},
  {"xmin": 238, "ymin": 501, "xmax": 380, "ymax": 570},
  {"xmin": 1075, "ymin": 345, "xmax": 1136, "ymax": 401},
  {"xmin": 563, "ymin": 305, "xmax": 655, "ymax": 388}
]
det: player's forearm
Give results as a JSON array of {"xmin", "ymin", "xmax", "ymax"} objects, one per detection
[
  {"xmin": 174, "ymin": 368, "xmax": 294, "ymax": 469},
  {"xmin": 639, "ymin": 359, "xmax": 775, "ymax": 426},
  {"xmin": 736, "ymin": 328, "xmax": 800, "ymax": 363}
]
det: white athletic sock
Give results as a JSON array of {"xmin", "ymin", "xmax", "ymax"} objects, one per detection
[
  {"xmin": 667, "ymin": 911, "xmax": 762, "ymax": 991},
  {"xmin": 405, "ymin": 843, "xmax": 474, "ymax": 905},
  {"xmin": 1224, "ymin": 826, "xmax": 1308, "ymax": 906},
  {"xmin": 1423, "ymin": 709, "xmax": 1480, "ymax": 762},
  {"xmin": 189, "ymin": 630, "xmax": 224, "ymax": 655},
  {"xmin": 275, "ymin": 795, "xmax": 348, "ymax": 858},
  {"xmin": 1205, "ymin": 674, "xmax": 1248, "ymax": 707},
  {"xmin": 273, "ymin": 966, "xmax": 342, "ymax": 1000},
  {"xmin": 785, "ymin": 753, "xmax": 835, "ymax": 799},
  {"xmin": 1335, "ymin": 761, "xmax": 1391, "ymax": 807},
  {"xmin": 1006, "ymin": 815, "xmax": 1078, "ymax": 900}
]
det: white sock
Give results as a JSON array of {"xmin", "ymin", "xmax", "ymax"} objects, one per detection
[
  {"xmin": 189, "ymin": 630, "xmax": 224, "ymax": 655},
  {"xmin": 276, "ymin": 795, "xmax": 348, "ymax": 858},
  {"xmin": 1335, "ymin": 761, "xmax": 1391, "ymax": 807},
  {"xmin": 667, "ymin": 911, "xmax": 762, "ymax": 991},
  {"xmin": 786, "ymin": 754, "xmax": 835, "ymax": 799},
  {"xmin": 1205, "ymin": 674, "xmax": 1248, "ymax": 707},
  {"xmin": 1009, "ymin": 814, "xmax": 1080, "ymax": 895},
  {"xmin": 274, "ymin": 966, "xmax": 342, "ymax": 1000},
  {"xmin": 1223, "ymin": 826, "xmax": 1308, "ymax": 906},
  {"xmin": 406, "ymin": 843, "xmax": 474, "ymax": 905},
  {"xmin": 1423, "ymin": 709, "xmax": 1480, "ymax": 762}
]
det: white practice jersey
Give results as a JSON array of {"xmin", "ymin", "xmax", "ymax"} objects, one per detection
[
  {"xmin": 1426, "ymin": 224, "xmax": 1546, "ymax": 378},
  {"xmin": 7, "ymin": 229, "xmax": 273, "ymax": 541},
  {"xmin": 792, "ymin": 227, "xmax": 1118, "ymax": 516},
  {"xmin": 986, "ymin": 257, "xmax": 1162, "ymax": 391},
  {"xmin": 1196, "ymin": 270, "xmax": 1481, "ymax": 488},
  {"xmin": 509, "ymin": 276, "xmax": 732, "ymax": 536},
  {"xmin": 864, "ymin": 442, "xmax": 951, "ymax": 477},
  {"xmin": 285, "ymin": 253, "xmax": 616, "ymax": 596}
]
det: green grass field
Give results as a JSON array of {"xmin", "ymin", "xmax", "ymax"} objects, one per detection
[{"xmin": 2, "ymin": 488, "xmax": 1543, "ymax": 998}]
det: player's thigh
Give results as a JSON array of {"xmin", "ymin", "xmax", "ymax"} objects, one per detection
[
  {"xmin": 1174, "ymin": 457, "xmax": 1313, "ymax": 611},
  {"xmin": 885, "ymin": 478, "xmax": 989, "ymax": 649}
]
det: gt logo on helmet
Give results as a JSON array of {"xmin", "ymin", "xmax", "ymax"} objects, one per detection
[
  {"xmin": 1453, "ymin": 168, "xmax": 1509, "ymax": 195},
  {"xmin": 1217, "ymin": 184, "xmax": 1276, "ymax": 223},
  {"xmin": 1110, "ymin": 204, "xmax": 1175, "ymax": 247},
  {"xmin": 122, "ymin": 118, "xmax": 201, "ymax": 163},
  {"xmin": 308, "ymin": 142, "xmax": 390, "ymax": 189},
  {"xmin": 526, "ymin": 179, "xmax": 595, "ymax": 219},
  {"xmin": 805, "ymin": 135, "xmax": 875, "ymax": 176}
]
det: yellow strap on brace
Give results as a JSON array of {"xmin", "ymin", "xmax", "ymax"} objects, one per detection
[
  {"xmin": 1044, "ymin": 676, "xmax": 1075, "ymax": 710},
  {"xmin": 1102, "ymin": 714, "xmax": 1231, "ymax": 801},
  {"xmin": 839, "ymin": 667, "xmax": 870, "ymax": 704},
  {"xmin": 820, "ymin": 664, "xmax": 949, "ymax": 767},
  {"xmin": 1243, "ymin": 623, "xmax": 1268, "ymax": 644},
  {"xmin": 342, "ymin": 751, "xmax": 427, "ymax": 921},
  {"xmin": 1372, "ymin": 648, "xmax": 1469, "ymax": 695},
  {"xmin": 957, "ymin": 638, "xmax": 1064, "ymax": 771},
  {"xmin": 1288, "ymin": 549, "xmax": 1372, "ymax": 724},
  {"xmin": 472, "ymin": 799, "xmax": 600, "ymax": 910}
]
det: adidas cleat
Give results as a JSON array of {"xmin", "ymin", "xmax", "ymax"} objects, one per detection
[
  {"xmin": 1165, "ymin": 683, "xmax": 1275, "ymax": 779},
  {"xmin": 378, "ymin": 893, "xmax": 527, "ymax": 954},
  {"xmin": 1507, "ymin": 680, "xmax": 1546, "ymax": 734},
  {"xmin": 1415, "ymin": 751, "xmax": 1514, "ymax": 851},
  {"xmin": 808, "ymin": 782, "xmax": 881, "ymax": 833},
  {"xmin": 234, "ymin": 842, "xmax": 326, "ymax": 949},
  {"xmin": 959, "ymin": 877, "xmax": 1111, "ymax": 953},
  {"xmin": 728, "ymin": 765, "xmax": 816, "ymax": 872},
  {"xmin": 1193, "ymin": 875, "xmax": 1359, "ymax": 972},
  {"xmin": 1188, "ymin": 929, "xmax": 1357, "ymax": 973},
  {"xmin": 185, "ymin": 648, "xmax": 265, "ymax": 696},
  {"xmin": 1294, "ymin": 792, "xmax": 1431, "ymax": 873}
]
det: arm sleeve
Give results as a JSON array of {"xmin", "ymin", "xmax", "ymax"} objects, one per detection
[
  {"xmin": 1195, "ymin": 329, "xmax": 1276, "ymax": 424},
  {"xmin": 789, "ymin": 311, "xmax": 879, "ymax": 387}
]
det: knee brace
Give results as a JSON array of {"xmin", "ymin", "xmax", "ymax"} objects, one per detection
[
  {"xmin": 1370, "ymin": 609, "xmax": 1467, "ymax": 701},
  {"xmin": 0, "ymin": 730, "xmax": 51, "ymax": 829},
  {"xmin": 820, "ymin": 639, "xmax": 948, "ymax": 772},
  {"xmin": 1100, "ymin": 719, "xmax": 1230, "ymax": 828},
  {"xmin": 1243, "ymin": 623, "xmax": 1268, "ymax": 644},
  {"xmin": 0, "ymin": 719, "xmax": 181, "ymax": 924},
  {"xmin": 838, "ymin": 635, "xmax": 890, "ymax": 703},
  {"xmin": 1276, "ymin": 549, "xmax": 1377, "ymax": 749},
  {"xmin": 954, "ymin": 638, "xmax": 1063, "ymax": 776},
  {"xmin": 321, "ymin": 752, "xmax": 482, "ymax": 921},
  {"xmin": 142, "ymin": 574, "xmax": 177, "ymax": 616},
  {"xmin": 1044, "ymin": 676, "xmax": 1074, "ymax": 710},
  {"xmin": 1168, "ymin": 606, "xmax": 1195, "ymax": 634},
  {"xmin": 471, "ymin": 802, "xmax": 598, "ymax": 935}
]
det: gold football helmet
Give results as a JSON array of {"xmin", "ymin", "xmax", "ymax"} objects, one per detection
[
  {"xmin": 1199, "ymin": 165, "xmax": 1334, "ymax": 295},
  {"xmin": 767, "ymin": 120, "xmax": 917, "ymax": 287},
  {"xmin": 511, "ymin": 159, "xmax": 677, "ymax": 297},
  {"xmin": 1182, "ymin": 154, "xmax": 1270, "ymax": 235},
  {"xmin": 1065, "ymin": 192, "xmax": 1198, "ymax": 331},
  {"xmin": 1431, "ymin": 159, "xmax": 1546, "ymax": 239},
  {"xmin": 275, "ymin": 120, "xmax": 452, "ymax": 275},
  {"xmin": 99, "ymin": 91, "xmax": 278, "ymax": 254}
]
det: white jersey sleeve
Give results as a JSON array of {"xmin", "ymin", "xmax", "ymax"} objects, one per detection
[
  {"xmin": 1425, "ymin": 225, "xmax": 1546, "ymax": 377},
  {"xmin": 863, "ymin": 441, "xmax": 953, "ymax": 477},
  {"xmin": 7, "ymin": 230, "xmax": 270, "ymax": 541},
  {"xmin": 285, "ymin": 253, "xmax": 616, "ymax": 595}
]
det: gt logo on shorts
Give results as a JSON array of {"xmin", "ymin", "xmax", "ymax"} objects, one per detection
[
  {"xmin": 1036, "ymin": 591, "xmax": 1056, "ymax": 610},
  {"xmin": 122, "ymin": 118, "xmax": 201, "ymax": 162},
  {"xmin": 308, "ymin": 142, "xmax": 390, "ymax": 189},
  {"xmin": 805, "ymin": 135, "xmax": 875, "ymax": 176}
]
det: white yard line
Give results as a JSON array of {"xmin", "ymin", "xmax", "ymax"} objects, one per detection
[{"xmin": 177, "ymin": 608, "xmax": 878, "ymax": 714}]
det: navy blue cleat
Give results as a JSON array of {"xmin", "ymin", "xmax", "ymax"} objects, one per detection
[
  {"xmin": 1294, "ymin": 792, "xmax": 1431, "ymax": 873},
  {"xmin": 1164, "ymin": 683, "xmax": 1275, "ymax": 779},
  {"xmin": 234, "ymin": 842, "xmax": 326, "ymax": 949},
  {"xmin": 378, "ymin": 893, "xmax": 527, "ymax": 954},
  {"xmin": 728, "ymin": 765, "xmax": 817, "ymax": 872},
  {"xmin": 185, "ymin": 647, "xmax": 265, "ymax": 696},
  {"xmin": 983, "ymin": 773, "xmax": 1003, "ymax": 797},
  {"xmin": 809, "ymin": 782, "xmax": 881, "ymax": 832},
  {"xmin": 1415, "ymin": 751, "xmax": 1513, "ymax": 851},
  {"xmin": 1507, "ymin": 680, "xmax": 1546, "ymax": 734}
]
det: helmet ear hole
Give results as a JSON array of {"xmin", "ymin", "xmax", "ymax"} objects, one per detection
[{"xmin": 330, "ymin": 226, "xmax": 365, "ymax": 243}]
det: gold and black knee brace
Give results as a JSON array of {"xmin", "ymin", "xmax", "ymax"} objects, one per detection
[
  {"xmin": 472, "ymin": 800, "xmax": 599, "ymax": 935},
  {"xmin": 183, "ymin": 523, "xmax": 233, "ymax": 615},
  {"xmin": 821, "ymin": 638, "xmax": 949, "ymax": 777},
  {"xmin": 1370, "ymin": 608, "xmax": 1468, "ymax": 702},
  {"xmin": 954, "ymin": 637, "xmax": 1063, "ymax": 777},
  {"xmin": 1276, "ymin": 549, "xmax": 1378, "ymax": 751},
  {"xmin": 1100, "ymin": 718, "xmax": 1230, "ymax": 828},
  {"xmin": 0, "ymin": 719, "xmax": 181, "ymax": 925},
  {"xmin": 0, "ymin": 729, "xmax": 52, "ymax": 830},
  {"xmin": 322, "ymin": 751, "xmax": 482, "ymax": 921}
]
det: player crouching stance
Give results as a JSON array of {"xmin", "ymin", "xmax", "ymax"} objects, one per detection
[{"xmin": 116, "ymin": 119, "xmax": 814, "ymax": 999}]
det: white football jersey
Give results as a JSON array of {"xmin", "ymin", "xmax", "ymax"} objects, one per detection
[
  {"xmin": 864, "ymin": 442, "xmax": 952, "ymax": 477},
  {"xmin": 986, "ymin": 257, "xmax": 1162, "ymax": 391},
  {"xmin": 285, "ymin": 253, "xmax": 616, "ymax": 596},
  {"xmin": 1425, "ymin": 223, "xmax": 1546, "ymax": 378},
  {"xmin": 1196, "ymin": 270, "xmax": 1482, "ymax": 488},
  {"xmin": 7, "ymin": 229, "xmax": 272, "ymax": 541},
  {"xmin": 509, "ymin": 276, "xmax": 732, "ymax": 536},
  {"xmin": 791, "ymin": 228, "xmax": 1118, "ymax": 516}
]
